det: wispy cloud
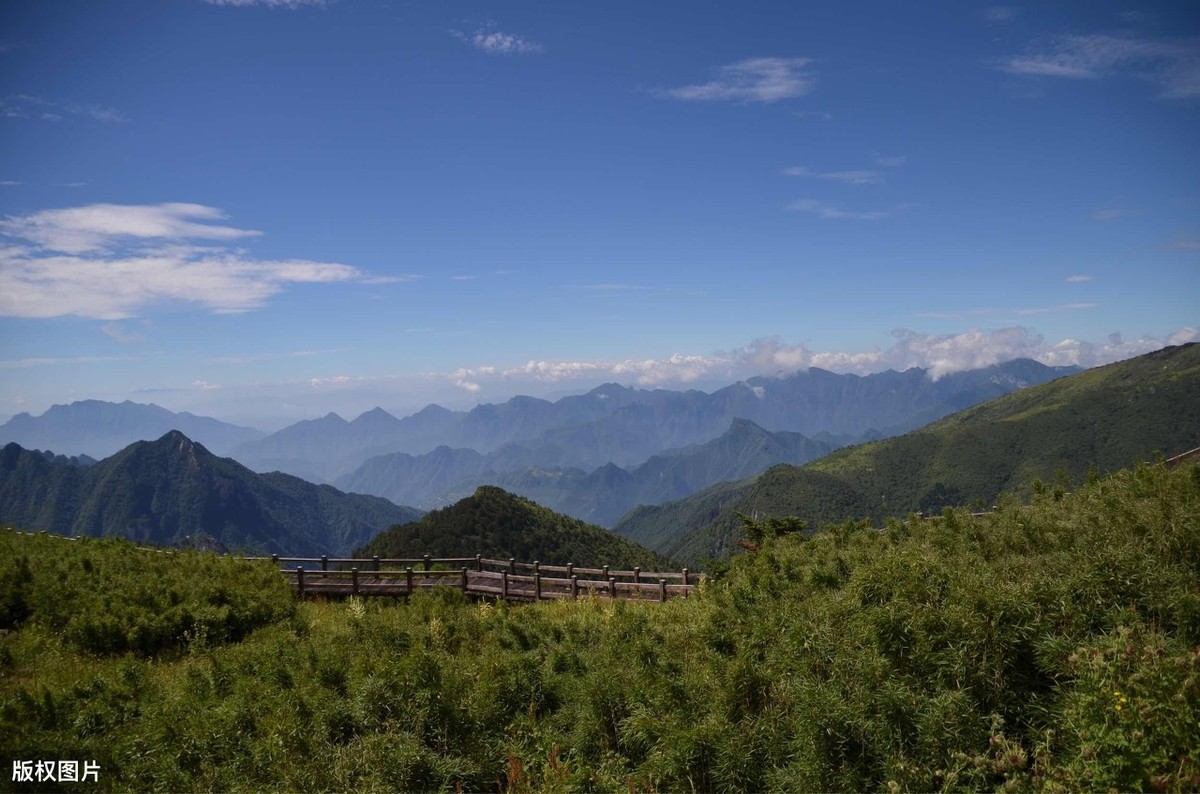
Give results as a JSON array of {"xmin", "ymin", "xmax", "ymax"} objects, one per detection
[
  {"xmin": 1171, "ymin": 240, "xmax": 1200, "ymax": 250},
  {"xmin": 875, "ymin": 155, "xmax": 907, "ymax": 168},
  {"xmin": 1, "ymin": 94, "xmax": 127, "ymax": 123},
  {"xmin": 0, "ymin": 202, "xmax": 371, "ymax": 319},
  {"xmin": 1013, "ymin": 302, "xmax": 1096, "ymax": 315},
  {"xmin": 204, "ymin": 0, "xmax": 326, "ymax": 8},
  {"xmin": 0, "ymin": 355, "xmax": 139, "ymax": 370},
  {"xmin": 985, "ymin": 7, "xmax": 1018, "ymax": 23},
  {"xmin": 917, "ymin": 301, "xmax": 1096, "ymax": 319},
  {"xmin": 661, "ymin": 57, "xmax": 815, "ymax": 103},
  {"xmin": 783, "ymin": 166, "xmax": 883, "ymax": 185},
  {"xmin": 451, "ymin": 275, "xmax": 476, "ymax": 281},
  {"xmin": 1000, "ymin": 34, "xmax": 1200, "ymax": 98},
  {"xmin": 1093, "ymin": 208, "xmax": 1133, "ymax": 221},
  {"xmin": 452, "ymin": 27, "xmax": 543, "ymax": 55},
  {"xmin": 208, "ymin": 348, "xmax": 349, "ymax": 365},
  {"xmin": 2, "ymin": 203, "xmax": 259, "ymax": 254},
  {"xmin": 362, "ymin": 274, "xmax": 421, "ymax": 284},
  {"xmin": 789, "ymin": 198, "xmax": 892, "ymax": 220},
  {"xmin": 0, "ymin": 180, "xmax": 21, "ymax": 186},
  {"xmin": 1065, "ymin": 274, "xmax": 1093, "ymax": 283},
  {"xmin": 100, "ymin": 322, "xmax": 144, "ymax": 344}
]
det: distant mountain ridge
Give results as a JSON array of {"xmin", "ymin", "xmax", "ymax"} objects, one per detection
[
  {"xmin": 0, "ymin": 432, "xmax": 421, "ymax": 556},
  {"xmin": 0, "ymin": 400, "xmax": 263, "ymax": 459},
  {"xmin": 349, "ymin": 418, "xmax": 836, "ymax": 527},
  {"xmin": 613, "ymin": 344, "xmax": 1200, "ymax": 566},
  {"xmin": 237, "ymin": 358, "xmax": 1079, "ymax": 483}
]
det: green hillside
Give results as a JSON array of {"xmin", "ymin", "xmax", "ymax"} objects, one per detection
[
  {"xmin": 2, "ymin": 460, "xmax": 1197, "ymax": 791},
  {"xmin": 615, "ymin": 344, "xmax": 1200, "ymax": 565},
  {"xmin": 0, "ymin": 432, "xmax": 422, "ymax": 556},
  {"xmin": 356, "ymin": 485, "xmax": 673, "ymax": 569}
]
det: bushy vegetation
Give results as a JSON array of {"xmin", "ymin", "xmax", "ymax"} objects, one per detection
[{"xmin": 2, "ymin": 462, "xmax": 1198, "ymax": 792}]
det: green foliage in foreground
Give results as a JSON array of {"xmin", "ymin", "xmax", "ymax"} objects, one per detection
[
  {"xmin": 2, "ymin": 463, "xmax": 1198, "ymax": 792},
  {"xmin": 0, "ymin": 532, "xmax": 293, "ymax": 658}
]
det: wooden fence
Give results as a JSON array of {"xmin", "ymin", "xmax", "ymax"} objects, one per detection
[{"xmin": 250, "ymin": 554, "xmax": 700, "ymax": 603}]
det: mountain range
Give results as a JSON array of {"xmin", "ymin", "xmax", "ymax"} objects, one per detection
[
  {"xmin": 233, "ymin": 359, "xmax": 1077, "ymax": 483},
  {"xmin": 0, "ymin": 432, "xmax": 421, "ymax": 556},
  {"xmin": 0, "ymin": 400, "xmax": 263, "ymax": 459},
  {"xmin": 342, "ymin": 418, "xmax": 835, "ymax": 527},
  {"xmin": 614, "ymin": 343, "xmax": 1200, "ymax": 566}
]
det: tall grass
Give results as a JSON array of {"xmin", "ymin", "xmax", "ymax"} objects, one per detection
[{"xmin": 2, "ymin": 461, "xmax": 1197, "ymax": 791}]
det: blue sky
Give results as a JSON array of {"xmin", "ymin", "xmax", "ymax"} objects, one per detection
[{"xmin": 1, "ymin": 0, "xmax": 1197, "ymax": 427}]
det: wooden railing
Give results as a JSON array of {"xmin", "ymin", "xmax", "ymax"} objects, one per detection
[{"xmin": 248, "ymin": 554, "xmax": 701, "ymax": 603}]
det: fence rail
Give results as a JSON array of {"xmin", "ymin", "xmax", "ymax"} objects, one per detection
[{"xmin": 268, "ymin": 554, "xmax": 701, "ymax": 603}]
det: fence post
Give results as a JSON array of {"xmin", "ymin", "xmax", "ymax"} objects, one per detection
[
  {"xmin": 502, "ymin": 571, "xmax": 509, "ymax": 600},
  {"xmin": 475, "ymin": 553, "xmax": 482, "ymax": 571},
  {"xmin": 659, "ymin": 578, "xmax": 667, "ymax": 603},
  {"xmin": 405, "ymin": 566, "xmax": 413, "ymax": 594},
  {"xmin": 571, "ymin": 575, "xmax": 579, "ymax": 600},
  {"xmin": 567, "ymin": 562, "xmax": 574, "ymax": 578},
  {"xmin": 602, "ymin": 564, "xmax": 609, "ymax": 581},
  {"xmin": 352, "ymin": 567, "xmax": 359, "ymax": 596},
  {"xmin": 423, "ymin": 554, "xmax": 431, "ymax": 571},
  {"xmin": 296, "ymin": 566, "xmax": 305, "ymax": 597},
  {"xmin": 633, "ymin": 566, "xmax": 641, "ymax": 584},
  {"xmin": 509, "ymin": 557, "xmax": 516, "ymax": 574},
  {"xmin": 682, "ymin": 567, "xmax": 689, "ymax": 586},
  {"xmin": 461, "ymin": 567, "xmax": 469, "ymax": 593},
  {"xmin": 534, "ymin": 573, "xmax": 542, "ymax": 601},
  {"xmin": 608, "ymin": 577, "xmax": 616, "ymax": 599},
  {"xmin": 373, "ymin": 555, "xmax": 380, "ymax": 572},
  {"xmin": 271, "ymin": 553, "xmax": 278, "ymax": 568},
  {"xmin": 533, "ymin": 560, "xmax": 540, "ymax": 575}
]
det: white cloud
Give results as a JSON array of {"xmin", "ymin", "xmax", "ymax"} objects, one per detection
[
  {"xmin": 985, "ymin": 7, "xmax": 1017, "ymax": 23},
  {"xmin": 1168, "ymin": 327, "xmax": 1199, "ymax": 345},
  {"xmin": 429, "ymin": 327, "xmax": 1194, "ymax": 394},
  {"xmin": 875, "ymin": 155, "xmax": 907, "ymax": 168},
  {"xmin": 362, "ymin": 274, "xmax": 421, "ymax": 284},
  {"xmin": 662, "ymin": 57, "xmax": 815, "ymax": 103},
  {"xmin": 452, "ymin": 28, "xmax": 543, "ymax": 55},
  {"xmin": 1000, "ymin": 34, "xmax": 1200, "ymax": 98},
  {"xmin": 0, "ymin": 202, "xmax": 367, "ymax": 318},
  {"xmin": 193, "ymin": 380, "xmax": 222, "ymax": 391},
  {"xmin": 0, "ymin": 180, "xmax": 21, "ymax": 186},
  {"xmin": 2, "ymin": 95, "xmax": 127, "ymax": 123},
  {"xmin": 789, "ymin": 199, "xmax": 891, "ymax": 220},
  {"xmin": 309, "ymin": 375, "xmax": 355, "ymax": 387},
  {"xmin": 1, "ymin": 203, "xmax": 259, "ymax": 254},
  {"xmin": 783, "ymin": 166, "xmax": 883, "ymax": 185},
  {"xmin": 1065, "ymin": 274, "xmax": 1093, "ymax": 283}
]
